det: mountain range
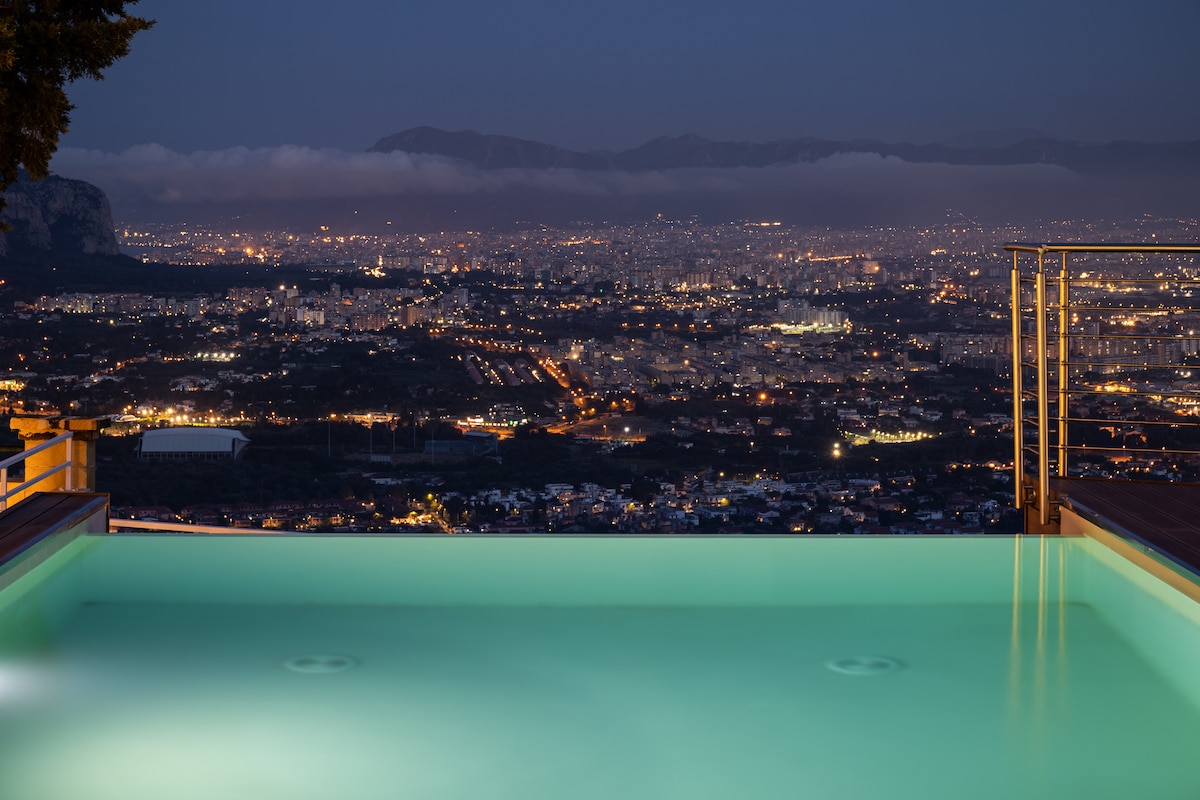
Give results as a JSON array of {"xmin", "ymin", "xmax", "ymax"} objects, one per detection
[
  {"xmin": 34, "ymin": 127, "xmax": 1200, "ymax": 238},
  {"xmin": 369, "ymin": 127, "xmax": 1200, "ymax": 174}
]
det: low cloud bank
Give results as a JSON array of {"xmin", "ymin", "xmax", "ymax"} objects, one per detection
[{"xmin": 50, "ymin": 144, "xmax": 1193, "ymax": 229}]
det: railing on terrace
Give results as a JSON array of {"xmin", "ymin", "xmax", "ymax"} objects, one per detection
[
  {"xmin": 0, "ymin": 431, "xmax": 74, "ymax": 510},
  {"xmin": 1007, "ymin": 243, "xmax": 1200, "ymax": 528}
]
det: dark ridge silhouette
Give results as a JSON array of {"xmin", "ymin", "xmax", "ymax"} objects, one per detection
[
  {"xmin": 369, "ymin": 127, "xmax": 1200, "ymax": 175},
  {"xmin": 369, "ymin": 126, "xmax": 613, "ymax": 170}
]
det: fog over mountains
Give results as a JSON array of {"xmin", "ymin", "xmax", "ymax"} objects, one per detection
[
  {"xmin": 370, "ymin": 126, "xmax": 1200, "ymax": 174},
  {"xmin": 49, "ymin": 127, "xmax": 1200, "ymax": 232}
]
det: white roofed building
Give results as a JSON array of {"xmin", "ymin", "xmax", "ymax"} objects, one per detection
[{"xmin": 136, "ymin": 427, "xmax": 250, "ymax": 461}]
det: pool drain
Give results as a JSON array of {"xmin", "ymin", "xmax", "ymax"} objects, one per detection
[
  {"xmin": 825, "ymin": 656, "xmax": 902, "ymax": 676},
  {"xmin": 283, "ymin": 654, "xmax": 359, "ymax": 674}
]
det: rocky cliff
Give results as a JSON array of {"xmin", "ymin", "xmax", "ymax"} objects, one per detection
[{"xmin": 0, "ymin": 173, "xmax": 120, "ymax": 259}]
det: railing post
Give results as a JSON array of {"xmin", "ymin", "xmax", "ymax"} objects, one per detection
[
  {"xmin": 63, "ymin": 417, "xmax": 108, "ymax": 492},
  {"xmin": 1011, "ymin": 251, "xmax": 1024, "ymax": 510},
  {"xmin": 1057, "ymin": 252, "xmax": 1070, "ymax": 477},
  {"xmin": 1035, "ymin": 251, "xmax": 1050, "ymax": 527}
]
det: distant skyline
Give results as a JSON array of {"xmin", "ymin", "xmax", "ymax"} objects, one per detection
[{"xmin": 60, "ymin": 0, "xmax": 1200, "ymax": 155}]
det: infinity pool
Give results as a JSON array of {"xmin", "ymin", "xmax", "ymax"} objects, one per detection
[{"xmin": 2, "ymin": 534, "xmax": 1199, "ymax": 799}]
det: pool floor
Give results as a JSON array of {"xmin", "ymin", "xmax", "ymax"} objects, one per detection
[{"xmin": 2, "ymin": 600, "xmax": 1198, "ymax": 799}]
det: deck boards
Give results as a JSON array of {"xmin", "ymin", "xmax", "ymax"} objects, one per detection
[
  {"xmin": 1053, "ymin": 478, "xmax": 1200, "ymax": 574},
  {"xmin": 0, "ymin": 492, "xmax": 109, "ymax": 565}
]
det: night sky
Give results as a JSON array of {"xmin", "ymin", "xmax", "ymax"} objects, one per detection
[
  {"xmin": 43, "ymin": 0, "xmax": 1200, "ymax": 229},
  {"xmin": 61, "ymin": 0, "xmax": 1200, "ymax": 154}
]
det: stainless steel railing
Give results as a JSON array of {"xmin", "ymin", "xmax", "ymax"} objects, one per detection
[{"xmin": 1007, "ymin": 243, "xmax": 1200, "ymax": 527}]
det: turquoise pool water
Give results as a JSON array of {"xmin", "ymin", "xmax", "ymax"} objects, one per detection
[{"xmin": 1, "ymin": 534, "xmax": 1199, "ymax": 799}]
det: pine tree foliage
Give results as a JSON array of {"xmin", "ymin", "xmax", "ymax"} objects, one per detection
[{"xmin": 0, "ymin": 1, "xmax": 152, "ymax": 224}]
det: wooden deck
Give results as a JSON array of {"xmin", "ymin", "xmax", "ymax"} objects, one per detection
[
  {"xmin": 0, "ymin": 492, "xmax": 109, "ymax": 566},
  {"xmin": 1053, "ymin": 478, "xmax": 1200, "ymax": 575}
]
